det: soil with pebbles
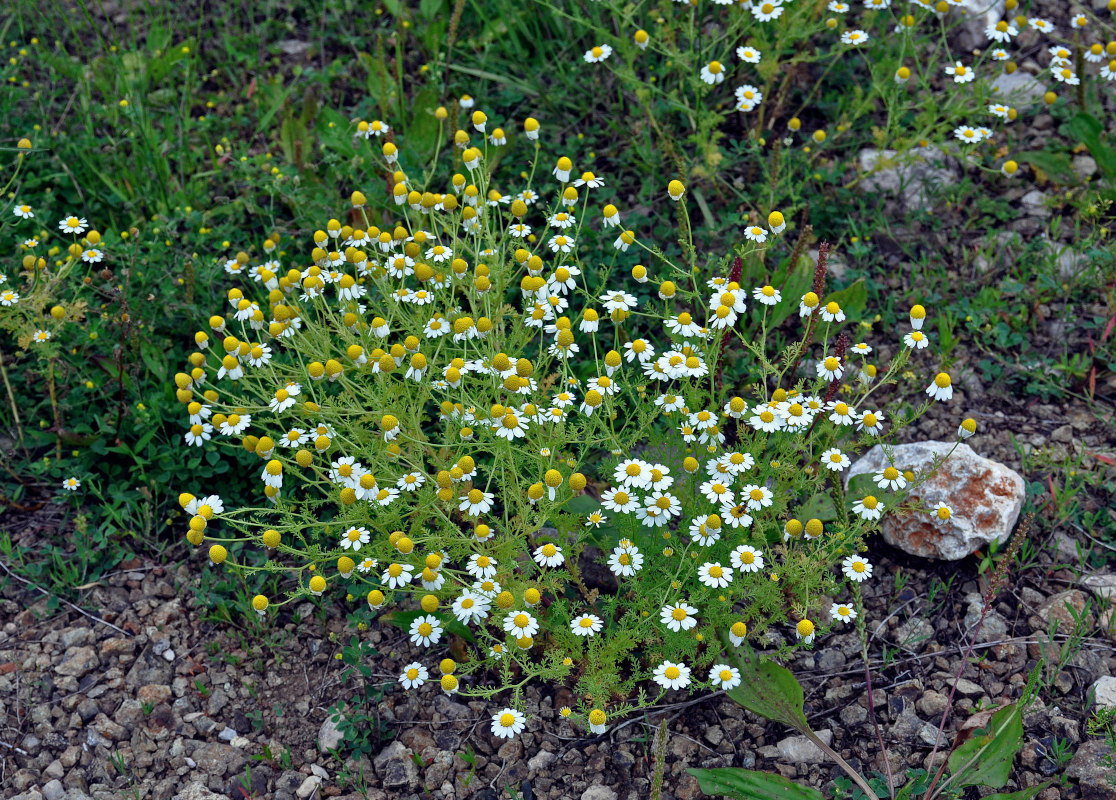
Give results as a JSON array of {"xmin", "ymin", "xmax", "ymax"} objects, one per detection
[{"xmin": 3, "ymin": 473, "xmax": 1116, "ymax": 800}]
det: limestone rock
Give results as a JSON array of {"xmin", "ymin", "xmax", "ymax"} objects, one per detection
[
  {"xmin": 55, "ymin": 646, "xmax": 99, "ymax": 678},
  {"xmin": 1067, "ymin": 739, "xmax": 1116, "ymax": 800},
  {"xmin": 581, "ymin": 786, "xmax": 618, "ymax": 800},
  {"xmin": 1082, "ymin": 573, "xmax": 1116, "ymax": 602},
  {"xmin": 846, "ymin": 442, "xmax": 1024, "ymax": 560},
  {"xmin": 318, "ymin": 713, "xmax": 345, "ymax": 752},
  {"xmin": 857, "ymin": 148, "xmax": 958, "ymax": 212},
  {"xmin": 1092, "ymin": 676, "xmax": 1116, "ymax": 710},
  {"xmin": 989, "ymin": 70, "xmax": 1047, "ymax": 110},
  {"xmin": 1036, "ymin": 590, "xmax": 1092, "ymax": 631},
  {"xmin": 372, "ymin": 740, "xmax": 419, "ymax": 791},
  {"xmin": 173, "ymin": 783, "xmax": 231, "ymax": 800},
  {"xmin": 775, "ymin": 730, "xmax": 833, "ymax": 764}
]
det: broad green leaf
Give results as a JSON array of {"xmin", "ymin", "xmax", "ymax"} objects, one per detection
[
  {"xmin": 824, "ymin": 278, "xmax": 867, "ymax": 321},
  {"xmin": 800, "ymin": 493, "xmax": 837, "ymax": 522},
  {"xmin": 406, "ymin": 87, "xmax": 442, "ymax": 158},
  {"xmin": 1065, "ymin": 112, "xmax": 1116, "ymax": 181},
  {"xmin": 947, "ymin": 702, "xmax": 1023, "ymax": 789},
  {"xmin": 723, "ymin": 649, "xmax": 809, "ymax": 732},
  {"xmin": 688, "ymin": 767, "xmax": 824, "ymax": 800},
  {"xmin": 1013, "ymin": 151, "xmax": 1077, "ymax": 185},
  {"xmin": 981, "ymin": 781, "xmax": 1056, "ymax": 800},
  {"xmin": 564, "ymin": 495, "xmax": 599, "ymax": 514},
  {"xmin": 767, "ymin": 252, "xmax": 814, "ymax": 330}
]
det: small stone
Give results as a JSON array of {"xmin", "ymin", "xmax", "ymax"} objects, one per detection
[
  {"xmin": 1073, "ymin": 154, "xmax": 1098, "ymax": 181},
  {"xmin": 528, "ymin": 750, "xmax": 557, "ymax": 771},
  {"xmin": 846, "ymin": 442, "xmax": 1025, "ymax": 560},
  {"xmin": 44, "ymin": 760, "xmax": 65, "ymax": 780},
  {"xmin": 218, "ymin": 726, "xmax": 237, "ymax": 742},
  {"xmin": 295, "ymin": 776, "xmax": 321, "ymax": 799},
  {"xmin": 1021, "ymin": 190, "xmax": 1051, "ymax": 217},
  {"xmin": 1091, "ymin": 676, "xmax": 1116, "ymax": 711},
  {"xmin": 989, "ymin": 70, "xmax": 1047, "ymax": 109},
  {"xmin": 230, "ymin": 736, "xmax": 251, "ymax": 749},
  {"xmin": 42, "ymin": 780, "xmax": 64, "ymax": 800},
  {"xmin": 947, "ymin": 678, "xmax": 984, "ymax": 697},
  {"xmin": 580, "ymin": 787, "xmax": 618, "ymax": 800},
  {"xmin": 137, "ymin": 684, "xmax": 172, "ymax": 705},
  {"xmin": 206, "ymin": 689, "xmax": 229, "ymax": 716},
  {"xmin": 318, "ymin": 713, "xmax": 345, "ymax": 752},
  {"xmin": 126, "ymin": 645, "xmax": 174, "ymax": 688},
  {"xmin": 100, "ymin": 638, "xmax": 135, "ymax": 658},
  {"xmin": 1067, "ymin": 739, "xmax": 1116, "ymax": 800},
  {"xmin": 190, "ymin": 742, "xmax": 248, "ymax": 777},
  {"xmin": 1082, "ymin": 573, "xmax": 1116, "ymax": 602},
  {"xmin": 857, "ymin": 147, "xmax": 958, "ymax": 212},
  {"xmin": 840, "ymin": 705, "xmax": 868, "ymax": 726},
  {"xmin": 1036, "ymin": 590, "xmax": 1092, "ymax": 631},
  {"xmin": 56, "ymin": 646, "xmax": 100, "ymax": 678},
  {"xmin": 372, "ymin": 740, "xmax": 419, "ymax": 791},
  {"xmin": 917, "ymin": 690, "xmax": 949, "ymax": 718},
  {"xmin": 60, "ymin": 628, "xmax": 95, "ymax": 648},
  {"xmin": 173, "ymin": 782, "xmax": 231, "ymax": 800},
  {"xmin": 162, "ymin": 649, "xmax": 176, "ymax": 662},
  {"xmin": 775, "ymin": 730, "xmax": 833, "ymax": 764}
]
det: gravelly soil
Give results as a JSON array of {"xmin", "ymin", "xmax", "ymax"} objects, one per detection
[{"xmin": 2, "ymin": 494, "xmax": 1115, "ymax": 800}]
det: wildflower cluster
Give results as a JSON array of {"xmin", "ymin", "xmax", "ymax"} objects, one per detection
[
  {"xmin": 568, "ymin": 0, "xmax": 1116, "ymax": 196},
  {"xmin": 176, "ymin": 103, "xmax": 973, "ymax": 739}
]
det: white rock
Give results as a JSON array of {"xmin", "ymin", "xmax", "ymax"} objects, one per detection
[
  {"xmin": 775, "ymin": 730, "xmax": 834, "ymax": 764},
  {"xmin": 956, "ymin": 0, "xmax": 1002, "ymax": 51},
  {"xmin": 858, "ymin": 148, "xmax": 958, "ymax": 212},
  {"xmin": 1091, "ymin": 676, "xmax": 1116, "ymax": 710},
  {"xmin": 989, "ymin": 70, "xmax": 1047, "ymax": 110},
  {"xmin": 1082, "ymin": 573, "xmax": 1116, "ymax": 602},
  {"xmin": 230, "ymin": 736, "xmax": 251, "ymax": 749},
  {"xmin": 1021, "ymin": 189, "xmax": 1051, "ymax": 217},
  {"xmin": 528, "ymin": 749, "xmax": 557, "ymax": 771},
  {"xmin": 163, "ymin": 649, "xmax": 176, "ymax": 662},
  {"xmin": 580, "ymin": 786, "xmax": 618, "ymax": 800},
  {"xmin": 318, "ymin": 714, "xmax": 345, "ymax": 752},
  {"xmin": 846, "ymin": 442, "xmax": 1025, "ymax": 560},
  {"xmin": 173, "ymin": 782, "xmax": 231, "ymax": 800},
  {"xmin": 41, "ymin": 780, "xmax": 64, "ymax": 800},
  {"xmin": 185, "ymin": 757, "xmax": 197, "ymax": 768},
  {"xmin": 295, "ymin": 775, "xmax": 322, "ymax": 799},
  {"xmin": 310, "ymin": 764, "xmax": 329, "ymax": 779}
]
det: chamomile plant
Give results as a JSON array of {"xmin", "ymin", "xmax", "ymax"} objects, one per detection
[
  {"xmin": 540, "ymin": 0, "xmax": 1116, "ymax": 220},
  {"xmin": 176, "ymin": 101, "xmax": 972, "ymax": 740}
]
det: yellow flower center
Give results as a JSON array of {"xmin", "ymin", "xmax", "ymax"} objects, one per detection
[
  {"xmin": 418, "ymin": 623, "xmax": 433, "ymax": 636},
  {"xmin": 665, "ymin": 666, "xmax": 681, "ymax": 680},
  {"xmin": 514, "ymin": 613, "xmax": 529, "ymax": 628},
  {"xmin": 500, "ymin": 713, "xmax": 516, "ymax": 727},
  {"xmin": 671, "ymin": 608, "xmax": 688, "ymax": 621}
]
